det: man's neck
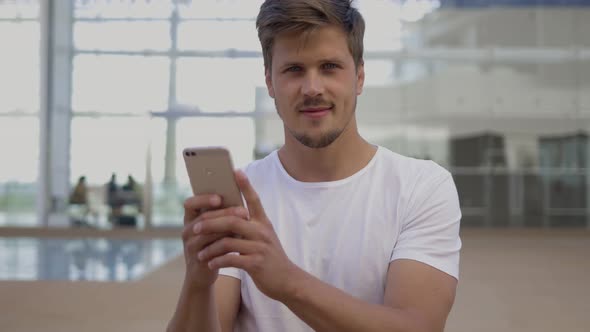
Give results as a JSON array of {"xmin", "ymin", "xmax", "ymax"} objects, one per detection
[{"xmin": 277, "ymin": 126, "xmax": 377, "ymax": 183}]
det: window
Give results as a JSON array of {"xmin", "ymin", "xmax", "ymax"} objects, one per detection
[
  {"xmin": 74, "ymin": 21, "xmax": 171, "ymax": 52},
  {"xmin": 177, "ymin": 20, "xmax": 259, "ymax": 52},
  {"xmin": 69, "ymin": 0, "xmax": 262, "ymax": 227},
  {"xmin": 0, "ymin": 0, "xmax": 40, "ymax": 226},
  {"xmin": 175, "ymin": 57, "xmax": 264, "ymax": 113},
  {"xmin": 72, "ymin": 55, "xmax": 170, "ymax": 113}
]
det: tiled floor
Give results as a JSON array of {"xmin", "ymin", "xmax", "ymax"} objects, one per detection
[{"xmin": 0, "ymin": 237, "xmax": 183, "ymax": 281}]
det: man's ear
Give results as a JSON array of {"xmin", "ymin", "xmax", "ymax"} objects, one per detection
[
  {"xmin": 265, "ymin": 67, "xmax": 275, "ymax": 99},
  {"xmin": 356, "ymin": 60, "xmax": 365, "ymax": 96}
]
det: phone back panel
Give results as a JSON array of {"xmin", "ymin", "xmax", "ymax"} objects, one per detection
[{"xmin": 183, "ymin": 147, "xmax": 244, "ymax": 208}]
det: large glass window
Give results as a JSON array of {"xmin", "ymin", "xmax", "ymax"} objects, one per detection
[
  {"xmin": 68, "ymin": 0, "xmax": 263, "ymax": 228},
  {"xmin": 70, "ymin": 117, "xmax": 159, "ymax": 183},
  {"xmin": 175, "ymin": 57, "xmax": 264, "ymax": 113},
  {"xmin": 74, "ymin": 0, "xmax": 173, "ymax": 19},
  {"xmin": 177, "ymin": 21, "xmax": 259, "ymax": 52},
  {"xmin": 177, "ymin": 0, "xmax": 264, "ymax": 19},
  {"xmin": 74, "ymin": 21, "xmax": 171, "ymax": 52},
  {"xmin": 0, "ymin": 0, "xmax": 40, "ymax": 226},
  {"xmin": 72, "ymin": 55, "xmax": 170, "ymax": 113}
]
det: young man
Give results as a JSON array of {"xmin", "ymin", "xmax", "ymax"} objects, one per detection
[{"xmin": 168, "ymin": 1, "xmax": 461, "ymax": 331}]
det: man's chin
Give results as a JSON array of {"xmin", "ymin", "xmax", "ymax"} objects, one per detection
[{"xmin": 294, "ymin": 131, "xmax": 342, "ymax": 149}]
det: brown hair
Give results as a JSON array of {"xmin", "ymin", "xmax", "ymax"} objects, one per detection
[{"xmin": 256, "ymin": 0, "xmax": 365, "ymax": 70}]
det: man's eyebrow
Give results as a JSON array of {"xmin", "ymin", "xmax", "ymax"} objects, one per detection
[
  {"xmin": 320, "ymin": 58, "xmax": 345, "ymax": 64},
  {"xmin": 281, "ymin": 62, "xmax": 304, "ymax": 68},
  {"xmin": 279, "ymin": 58, "xmax": 346, "ymax": 68}
]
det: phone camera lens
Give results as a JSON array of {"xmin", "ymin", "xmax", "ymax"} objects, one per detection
[
  {"xmin": 191, "ymin": 152, "xmax": 196, "ymax": 156},
  {"xmin": 185, "ymin": 151, "xmax": 190, "ymax": 157}
]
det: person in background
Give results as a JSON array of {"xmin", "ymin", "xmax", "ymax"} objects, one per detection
[
  {"xmin": 69, "ymin": 176, "xmax": 90, "ymax": 226},
  {"xmin": 122, "ymin": 175, "xmax": 142, "ymax": 212},
  {"xmin": 106, "ymin": 173, "xmax": 122, "ymax": 224},
  {"xmin": 69, "ymin": 176, "xmax": 88, "ymax": 206}
]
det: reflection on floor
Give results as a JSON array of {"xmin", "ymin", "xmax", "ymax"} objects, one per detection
[{"xmin": 0, "ymin": 237, "xmax": 183, "ymax": 281}]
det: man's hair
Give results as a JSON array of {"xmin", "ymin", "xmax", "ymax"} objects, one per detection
[{"xmin": 256, "ymin": 0, "xmax": 365, "ymax": 71}]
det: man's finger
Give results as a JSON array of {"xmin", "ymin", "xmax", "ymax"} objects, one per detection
[
  {"xmin": 183, "ymin": 194, "xmax": 222, "ymax": 224},
  {"xmin": 197, "ymin": 205, "xmax": 249, "ymax": 222},
  {"xmin": 186, "ymin": 232, "xmax": 233, "ymax": 254},
  {"xmin": 234, "ymin": 170, "xmax": 268, "ymax": 222},
  {"xmin": 198, "ymin": 237, "xmax": 262, "ymax": 262},
  {"xmin": 208, "ymin": 253, "xmax": 255, "ymax": 271},
  {"xmin": 194, "ymin": 215, "xmax": 260, "ymax": 240}
]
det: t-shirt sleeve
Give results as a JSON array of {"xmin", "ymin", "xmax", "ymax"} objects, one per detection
[
  {"xmin": 219, "ymin": 266, "xmax": 242, "ymax": 280},
  {"xmin": 390, "ymin": 165, "xmax": 462, "ymax": 280}
]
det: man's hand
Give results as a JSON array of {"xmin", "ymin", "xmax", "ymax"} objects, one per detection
[
  {"xmin": 168, "ymin": 194, "xmax": 245, "ymax": 332},
  {"xmin": 182, "ymin": 193, "xmax": 249, "ymax": 291},
  {"xmin": 194, "ymin": 170, "xmax": 300, "ymax": 301}
]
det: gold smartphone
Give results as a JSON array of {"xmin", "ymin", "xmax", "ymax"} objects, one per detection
[{"xmin": 183, "ymin": 147, "xmax": 244, "ymax": 208}]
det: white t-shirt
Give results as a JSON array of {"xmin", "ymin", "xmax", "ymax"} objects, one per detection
[{"xmin": 220, "ymin": 146, "xmax": 462, "ymax": 332}]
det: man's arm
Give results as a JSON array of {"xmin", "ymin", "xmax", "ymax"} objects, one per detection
[
  {"xmin": 281, "ymin": 259, "xmax": 457, "ymax": 332},
  {"xmin": 167, "ymin": 193, "xmax": 245, "ymax": 332},
  {"xmin": 167, "ymin": 276, "xmax": 241, "ymax": 332},
  {"xmin": 215, "ymin": 276, "xmax": 242, "ymax": 332}
]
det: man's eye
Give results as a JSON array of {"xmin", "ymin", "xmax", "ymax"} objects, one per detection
[
  {"xmin": 286, "ymin": 66, "xmax": 302, "ymax": 72},
  {"xmin": 322, "ymin": 63, "xmax": 338, "ymax": 70}
]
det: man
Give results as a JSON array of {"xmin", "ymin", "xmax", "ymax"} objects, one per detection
[{"xmin": 168, "ymin": 1, "xmax": 461, "ymax": 331}]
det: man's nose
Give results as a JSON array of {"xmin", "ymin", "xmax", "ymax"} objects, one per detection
[{"xmin": 301, "ymin": 71, "xmax": 324, "ymax": 97}]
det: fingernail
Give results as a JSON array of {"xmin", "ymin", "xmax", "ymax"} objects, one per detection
[
  {"xmin": 197, "ymin": 251, "xmax": 204, "ymax": 260},
  {"xmin": 210, "ymin": 195, "xmax": 221, "ymax": 206},
  {"xmin": 193, "ymin": 223, "xmax": 201, "ymax": 234}
]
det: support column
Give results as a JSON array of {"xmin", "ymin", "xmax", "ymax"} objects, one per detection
[
  {"xmin": 38, "ymin": 0, "xmax": 74, "ymax": 227},
  {"xmin": 163, "ymin": 6, "xmax": 179, "ymax": 192}
]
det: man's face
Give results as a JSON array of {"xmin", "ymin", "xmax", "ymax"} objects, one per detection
[{"xmin": 265, "ymin": 25, "xmax": 365, "ymax": 149}]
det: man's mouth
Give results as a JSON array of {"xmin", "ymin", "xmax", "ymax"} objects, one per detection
[{"xmin": 300, "ymin": 106, "xmax": 332, "ymax": 119}]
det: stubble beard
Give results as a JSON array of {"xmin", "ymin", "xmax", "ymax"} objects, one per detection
[
  {"xmin": 277, "ymin": 97, "xmax": 357, "ymax": 149},
  {"xmin": 292, "ymin": 128, "xmax": 343, "ymax": 149}
]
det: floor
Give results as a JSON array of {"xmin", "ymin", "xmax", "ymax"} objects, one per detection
[
  {"xmin": 446, "ymin": 230, "xmax": 590, "ymax": 332},
  {"xmin": 0, "ymin": 228, "xmax": 588, "ymax": 332}
]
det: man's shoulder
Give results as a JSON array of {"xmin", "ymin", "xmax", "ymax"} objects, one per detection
[
  {"xmin": 375, "ymin": 146, "xmax": 450, "ymax": 184},
  {"xmin": 241, "ymin": 150, "xmax": 278, "ymax": 180}
]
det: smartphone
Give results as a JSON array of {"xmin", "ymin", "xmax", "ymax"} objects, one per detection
[{"xmin": 183, "ymin": 147, "xmax": 244, "ymax": 208}]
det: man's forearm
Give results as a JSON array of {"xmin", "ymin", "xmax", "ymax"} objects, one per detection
[
  {"xmin": 167, "ymin": 281, "xmax": 221, "ymax": 332},
  {"xmin": 280, "ymin": 269, "xmax": 432, "ymax": 332}
]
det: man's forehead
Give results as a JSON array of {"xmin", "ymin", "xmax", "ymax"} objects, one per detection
[
  {"xmin": 273, "ymin": 25, "xmax": 347, "ymax": 49},
  {"xmin": 271, "ymin": 26, "xmax": 352, "ymax": 64}
]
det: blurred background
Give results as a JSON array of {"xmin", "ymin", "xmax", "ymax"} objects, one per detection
[{"xmin": 0, "ymin": 0, "xmax": 588, "ymax": 331}]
